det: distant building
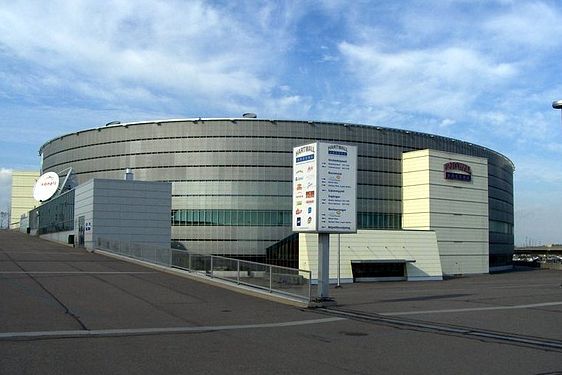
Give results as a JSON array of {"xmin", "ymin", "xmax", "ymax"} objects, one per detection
[
  {"xmin": 10, "ymin": 171, "xmax": 39, "ymax": 229},
  {"xmin": 515, "ymin": 245, "xmax": 562, "ymax": 255}
]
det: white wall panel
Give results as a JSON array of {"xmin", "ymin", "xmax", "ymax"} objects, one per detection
[
  {"xmin": 428, "ymin": 213, "xmax": 488, "ymax": 229},
  {"xmin": 403, "ymin": 149, "xmax": 489, "ymax": 275},
  {"xmin": 299, "ymin": 230, "xmax": 443, "ymax": 282},
  {"xmin": 440, "ymin": 255, "xmax": 489, "ymax": 275},
  {"xmin": 438, "ymin": 242, "xmax": 489, "ymax": 256}
]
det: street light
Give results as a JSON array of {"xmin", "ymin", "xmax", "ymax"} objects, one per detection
[{"xmin": 553, "ymin": 100, "xmax": 562, "ymax": 123}]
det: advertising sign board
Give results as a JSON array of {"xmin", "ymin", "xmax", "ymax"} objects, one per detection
[
  {"xmin": 292, "ymin": 143, "xmax": 317, "ymax": 232},
  {"xmin": 443, "ymin": 161, "xmax": 472, "ymax": 182},
  {"xmin": 292, "ymin": 142, "xmax": 357, "ymax": 233}
]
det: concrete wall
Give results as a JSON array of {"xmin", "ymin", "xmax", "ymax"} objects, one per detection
[
  {"xmin": 299, "ymin": 230, "xmax": 443, "ymax": 283},
  {"xmin": 10, "ymin": 171, "xmax": 39, "ymax": 229},
  {"xmin": 402, "ymin": 149, "xmax": 489, "ymax": 275},
  {"xmin": 40, "ymin": 231, "xmax": 74, "ymax": 245},
  {"xmin": 74, "ymin": 179, "xmax": 171, "ymax": 250}
]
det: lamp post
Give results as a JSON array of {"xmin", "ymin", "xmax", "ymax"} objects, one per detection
[{"xmin": 553, "ymin": 100, "xmax": 562, "ymax": 121}]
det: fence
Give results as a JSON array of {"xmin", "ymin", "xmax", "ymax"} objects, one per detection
[
  {"xmin": 172, "ymin": 250, "xmax": 312, "ymax": 301},
  {"xmin": 96, "ymin": 238, "xmax": 172, "ymax": 267},
  {"xmin": 95, "ymin": 238, "xmax": 312, "ymax": 302}
]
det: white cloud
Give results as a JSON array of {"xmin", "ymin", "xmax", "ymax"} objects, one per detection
[
  {"xmin": 545, "ymin": 142, "xmax": 562, "ymax": 153},
  {"xmin": 338, "ymin": 42, "xmax": 516, "ymax": 118},
  {"xmin": 0, "ymin": 0, "xmax": 300, "ymax": 112},
  {"xmin": 439, "ymin": 118, "xmax": 456, "ymax": 128},
  {"xmin": 514, "ymin": 157, "xmax": 562, "ymax": 185},
  {"xmin": 465, "ymin": 86, "xmax": 562, "ymax": 148},
  {"xmin": 331, "ymin": 2, "xmax": 562, "ymax": 159},
  {"xmin": 320, "ymin": 54, "xmax": 339, "ymax": 62},
  {"xmin": 484, "ymin": 2, "xmax": 562, "ymax": 50}
]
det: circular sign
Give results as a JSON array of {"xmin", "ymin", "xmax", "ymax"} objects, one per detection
[{"xmin": 33, "ymin": 172, "xmax": 60, "ymax": 201}]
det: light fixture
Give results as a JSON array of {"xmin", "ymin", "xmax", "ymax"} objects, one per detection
[{"xmin": 553, "ymin": 99, "xmax": 562, "ymax": 123}]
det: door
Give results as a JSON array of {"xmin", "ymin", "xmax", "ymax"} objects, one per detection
[{"xmin": 78, "ymin": 216, "xmax": 85, "ymax": 248}]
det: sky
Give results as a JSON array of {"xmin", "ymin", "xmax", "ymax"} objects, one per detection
[{"xmin": 0, "ymin": 0, "xmax": 561, "ymax": 244}]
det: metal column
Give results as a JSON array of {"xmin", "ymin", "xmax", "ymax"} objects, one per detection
[
  {"xmin": 317, "ymin": 233, "xmax": 330, "ymax": 299},
  {"xmin": 336, "ymin": 233, "xmax": 341, "ymax": 288}
]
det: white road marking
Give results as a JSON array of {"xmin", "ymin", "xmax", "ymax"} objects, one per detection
[
  {"xmin": 0, "ymin": 271, "xmax": 156, "ymax": 274},
  {"xmin": 380, "ymin": 301, "xmax": 562, "ymax": 316},
  {"xmin": 0, "ymin": 252, "xmax": 85, "ymax": 255},
  {"xmin": 0, "ymin": 317, "xmax": 346, "ymax": 340}
]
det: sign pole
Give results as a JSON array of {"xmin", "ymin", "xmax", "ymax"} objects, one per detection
[
  {"xmin": 336, "ymin": 233, "xmax": 341, "ymax": 288},
  {"xmin": 318, "ymin": 233, "xmax": 330, "ymax": 299},
  {"xmin": 292, "ymin": 141, "xmax": 357, "ymax": 304}
]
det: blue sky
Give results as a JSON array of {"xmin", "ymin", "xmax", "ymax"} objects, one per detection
[{"xmin": 1, "ymin": 0, "xmax": 561, "ymax": 244}]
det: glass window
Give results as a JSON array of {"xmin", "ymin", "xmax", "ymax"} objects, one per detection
[
  {"xmin": 277, "ymin": 211, "xmax": 284, "ymax": 226},
  {"xmin": 238, "ymin": 211, "xmax": 246, "ymax": 226},
  {"xmin": 283, "ymin": 211, "xmax": 291, "ymax": 225},
  {"xmin": 224, "ymin": 210, "xmax": 231, "ymax": 226},
  {"xmin": 251, "ymin": 211, "xmax": 258, "ymax": 226}
]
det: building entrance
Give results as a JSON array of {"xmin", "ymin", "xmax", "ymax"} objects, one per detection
[
  {"xmin": 77, "ymin": 216, "xmax": 85, "ymax": 248},
  {"xmin": 351, "ymin": 260, "xmax": 407, "ymax": 282}
]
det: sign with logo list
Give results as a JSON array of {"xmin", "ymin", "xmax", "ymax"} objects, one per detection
[{"xmin": 292, "ymin": 142, "xmax": 357, "ymax": 233}]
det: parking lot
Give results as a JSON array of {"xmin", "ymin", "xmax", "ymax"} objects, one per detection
[{"xmin": 1, "ymin": 230, "xmax": 561, "ymax": 374}]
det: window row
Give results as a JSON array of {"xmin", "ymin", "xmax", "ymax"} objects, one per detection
[
  {"xmin": 172, "ymin": 209, "xmax": 291, "ymax": 227},
  {"xmin": 29, "ymin": 190, "xmax": 75, "ymax": 234},
  {"xmin": 170, "ymin": 209, "xmax": 402, "ymax": 229}
]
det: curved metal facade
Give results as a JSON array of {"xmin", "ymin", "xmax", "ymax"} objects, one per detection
[{"xmin": 39, "ymin": 119, "xmax": 514, "ymax": 267}]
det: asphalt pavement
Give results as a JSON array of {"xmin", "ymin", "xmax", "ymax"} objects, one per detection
[{"xmin": 1, "ymin": 230, "xmax": 561, "ymax": 374}]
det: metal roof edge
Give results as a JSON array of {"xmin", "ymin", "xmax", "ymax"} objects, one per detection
[{"xmin": 37, "ymin": 118, "xmax": 514, "ymax": 169}]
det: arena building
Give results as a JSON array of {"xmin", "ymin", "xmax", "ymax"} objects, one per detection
[{"xmin": 38, "ymin": 118, "xmax": 514, "ymax": 277}]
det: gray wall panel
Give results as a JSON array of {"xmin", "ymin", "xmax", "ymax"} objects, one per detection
[{"xmin": 40, "ymin": 119, "xmax": 514, "ymax": 261}]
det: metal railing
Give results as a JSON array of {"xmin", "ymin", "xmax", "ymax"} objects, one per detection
[
  {"xmin": 95, "ymin": 238, "xmax": 312, "ymax": 302},
  {"xmin": 96, "ymin": 238, "xmax": 172, "ymax": 266},
  {"xmin": 171, "ymin": 250, "xmax": 312, "ymax": 301}
]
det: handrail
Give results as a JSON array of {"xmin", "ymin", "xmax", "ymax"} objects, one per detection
[{"xmin": 95, "ymin": 237, "xmax": 312, "ymax": 303}]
